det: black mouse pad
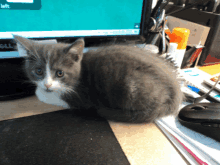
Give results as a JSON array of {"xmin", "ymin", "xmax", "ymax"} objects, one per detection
[{"xmin": 0, "ymin": 109, "xmax": 130, "ymax": 165}]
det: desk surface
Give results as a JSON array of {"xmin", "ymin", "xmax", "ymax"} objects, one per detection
[{"xmin": 0, "ymin": 95, "xmax": 187, "ymax": 165}]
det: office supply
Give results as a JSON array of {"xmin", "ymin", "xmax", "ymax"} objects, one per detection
[
  {"xmin": 186, "ymin": 45, "xmax": 204, "ymax": 68},
  {"xmin": 172, "ymin": 134, "xmax": 208, "ymax": 165},
  {"xmin": 182, "ymin": 86, "xmax": 200, "ymax": 103},
  {"xmin": 210, "ymin": 73, "xmax": 220, "ymax": 82},
  {"xmin": 170, "ymin": 27, "xmax": 190, "ymax": 68},
  {"xmin": 203, "ymin": 73, "xmax": 220, "ymax": 92},
  {"xmin": 155, "ymin": 100, "xmax": 220, "ymax": 165},
  {"xmin": 156, "ymin": 117, "xmax": 220, "ymax": 165},
  {"xmin": 194, "ymin": 74, "xmax": 220, "ymax": 103},
  {"xmin": 167, "ymin": 42, "xmax": 178, "ymax": 56},
  {"xmin": 166, "ymin": 25, "xmax": 179, "ymax": 60},
  {"xmin": 166, "ymin": 42, "xmax": 179, "ymax": 68},
  {"xmin": 182, "ymin": 75, "xmax": 219, "ymax": 103},
  {"xmin": 156, "ymin": 78, "xmax": 220, "ymax": 164},
  {"xmin": 164, "ymin": 24, "xmax": 172, "ymax": 38},
  {"xmin": 187, "ymin": 85, "xmax": 200, "ymax": 93},
  {"xmin": 178, "ymin": 102, "xmax": 220, "ymax": 142},
  {"xmin": 179, "ymin": 68, "xmax": 220, "ymax": 102},
  {"xmin": 199, "ymin": 63, "xmax": 220, "ymax": 75},
  {"xmin": 166, "ymin": 4, "xmax": 220, "ymax": 66},
  {"xmin": 181, "ymin": 46, "xmax": 197, "ymax": 68}
]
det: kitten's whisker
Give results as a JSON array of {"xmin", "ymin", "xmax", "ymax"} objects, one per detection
[
  {"xmin": 25, "ymin": 58, "xmax": 37, "ymax": 62},
  {"xmin": 63, "ymin": 89, "xmax": 74, "ymax": 101},
  {"xmin": 64, "ymin": 89, "xmax": 72, "ymax": 100},
  {"xmin": 65, "ymin": 87, "xmax": 83, "ymax": 103},
  {"xmin": 30, "ymin": 54, "xmax": 38, "ymax": 61}
]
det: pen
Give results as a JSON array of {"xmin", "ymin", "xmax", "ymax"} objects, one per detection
[{"xmin": 187, "ymin": 85, "xmax": 200, "ymax": 93}]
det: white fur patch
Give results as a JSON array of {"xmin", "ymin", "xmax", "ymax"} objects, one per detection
[
  {"xmin": 45, "ymin": 63, "xmax": 53, "ymax": 86},
  {"xmin": 35, "ymin": 62, "xmax": 69, "ymax": 108},
  {"xmin": 36, "ymin": 87, "xmax": 69, "ymax": 108},
  {"xmin": 17, "ymin": 43, "xmax": 28, "ymax": 57}
]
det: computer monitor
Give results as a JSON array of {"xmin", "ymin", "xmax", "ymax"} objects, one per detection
[{"xmin": 0, "ymin": 0, "xmax": 148, "ymax": 58}]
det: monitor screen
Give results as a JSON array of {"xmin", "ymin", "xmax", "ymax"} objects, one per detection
[{"xmin": 0, "ymin": 0, "xmax": 144, "ymax": 39}]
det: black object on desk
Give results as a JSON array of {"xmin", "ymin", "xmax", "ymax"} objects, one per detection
[
  {"xmin": 0, "ymin": 109, "xmax": 130, "ymax": 165},
  {"xmin": 178, "ymin": 103, "xmax": 220, "ymax": 142},
  {"xmin": 0, "ymin": 57, "xmax": 36, "ymax": 101}
]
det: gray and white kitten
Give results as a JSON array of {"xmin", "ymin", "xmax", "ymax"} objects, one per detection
[{"xmin": 14, "ymin": 35, "xmax": 183, "ymax": 123}]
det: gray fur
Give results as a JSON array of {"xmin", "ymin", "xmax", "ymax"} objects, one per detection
[{"xmin": 14, "ymin": 35, "xmax": 183, "ymax": 123}]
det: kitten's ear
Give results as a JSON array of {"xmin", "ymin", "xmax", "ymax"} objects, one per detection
[
  {"xmin": 63, "ymin": 38, "xmax": 84, "ymax": 62},
  {"xmin": 13, "ymin": 35, "xmax": 35, "ymax": 57}
]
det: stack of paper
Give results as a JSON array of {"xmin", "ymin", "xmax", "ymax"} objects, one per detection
[{"xmin": 155, "ymin": 91, "xmax": 220, "ymax": 165}]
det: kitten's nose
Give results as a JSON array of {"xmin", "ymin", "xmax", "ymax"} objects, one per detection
[{"xmin": 45, "ymin": 84, "xmax": 52, "ymax": 89}]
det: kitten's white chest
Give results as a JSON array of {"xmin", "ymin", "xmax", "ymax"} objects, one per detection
[{"xmin": 35, "ymin": 87, "xmax": 70, "ymax": 108}]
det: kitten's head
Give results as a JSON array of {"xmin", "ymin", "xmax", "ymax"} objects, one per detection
[{"xmin": 14, "ymin": 35, "xmax": 84, "ymax": 94}]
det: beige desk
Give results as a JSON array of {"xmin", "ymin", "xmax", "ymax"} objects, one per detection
[{"xmin": 0, "ymin": 95, "xmax": 188, "ymax": 165}]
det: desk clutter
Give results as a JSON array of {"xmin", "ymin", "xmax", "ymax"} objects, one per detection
[
  {"xmin": 1, "ymin": 0, "xmax": 220, "ymax": 164},
  {"xmin": 154, "ymin": 2, "xmax": 220, "ymax": 162},
  {"xmin": 156, "ymin": 112, "xmax": 220, "ymax": 165},
  {"xmin": 156, "ymin": 92, "xmax": 220, "ymax": 165},
  {"xmin": 180, "ymin": 68, "xmax": 220, "ymax": 103},
  {"xmin": 155, "ymin": 59, "xmax": 220, "ymax": 165}
]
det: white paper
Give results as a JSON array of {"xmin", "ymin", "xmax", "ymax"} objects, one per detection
[{"xmin": 155, "ymin": 102, "xmax": 220, "ymax": 165}]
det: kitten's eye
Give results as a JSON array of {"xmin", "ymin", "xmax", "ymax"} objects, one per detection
[
  {"xmin": 56, "ymin": 70, "xmax": 64, "ymax": 77},
  {"xmin": 35, "ymin": 68, "xmax": 43, "ymax": 75}
]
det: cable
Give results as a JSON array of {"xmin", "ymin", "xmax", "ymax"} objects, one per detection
[{"xmin": 194, "ymin": 75, "xmax": 220, "ymax": 103}]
